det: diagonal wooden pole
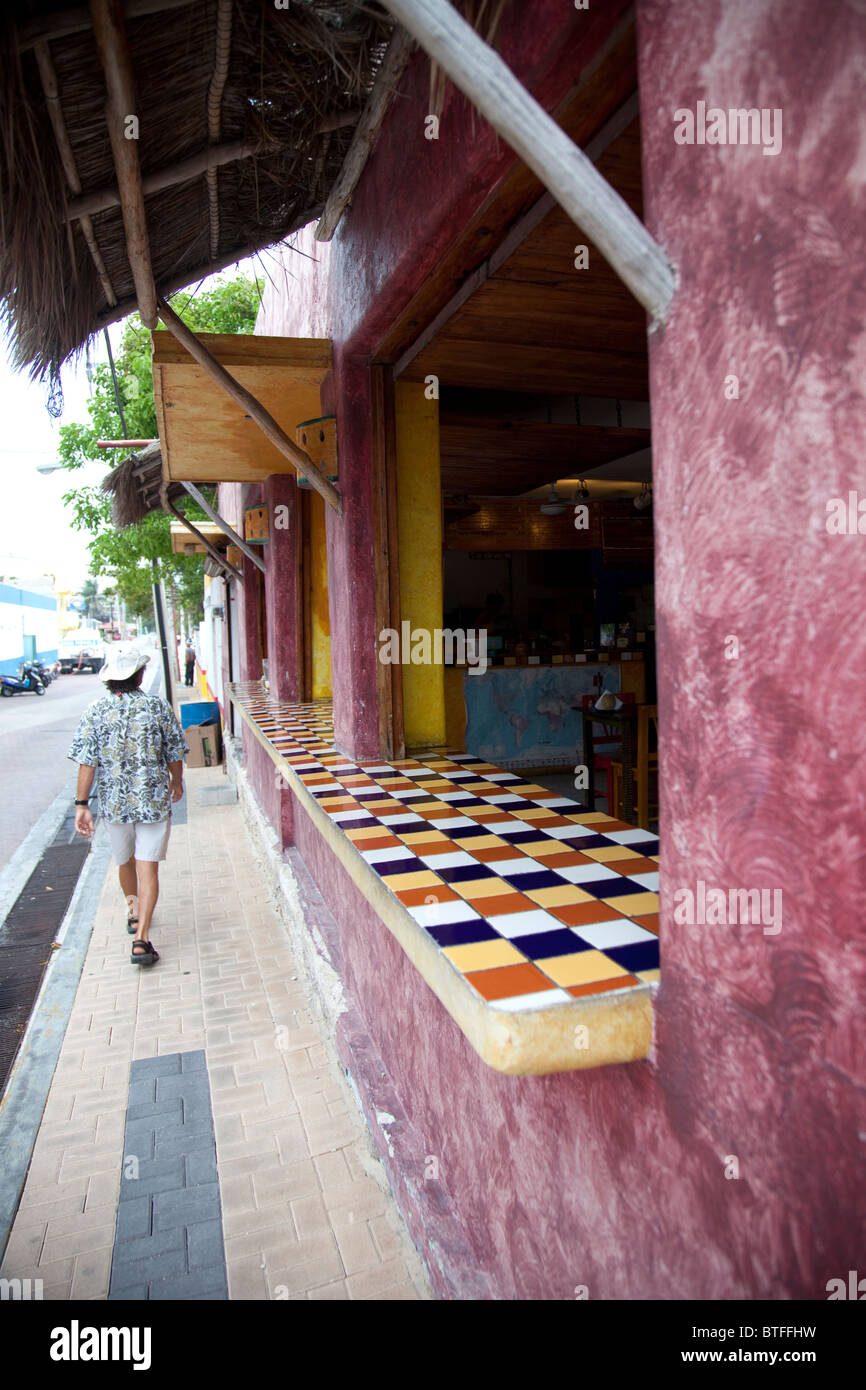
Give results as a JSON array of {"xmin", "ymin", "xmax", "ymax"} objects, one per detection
[
  {"xmin": 377, "ymin": 0, "xmax": 676, "ymax": 325},
  {"xmin": 156, "ymin": 298, "xmax": 342, "ymax": 515},
  {"xmin": 89, "ymin": 0, "xmax": 158, "ymax": 327}
]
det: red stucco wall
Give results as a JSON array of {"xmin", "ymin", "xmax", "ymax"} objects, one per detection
[{"xmin": 241, "ymin": 0, "xmax": 866, "ymax": 1297}]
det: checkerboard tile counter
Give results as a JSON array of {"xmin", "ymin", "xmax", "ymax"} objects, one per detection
[{"xmin": 229, "ymin": 685, "xmax": 659, "ymax": 1075}]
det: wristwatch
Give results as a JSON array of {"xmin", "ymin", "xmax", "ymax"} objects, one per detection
[{"xmin": 74, "ymin": 799, "xmax": 90, "ymax": 806}]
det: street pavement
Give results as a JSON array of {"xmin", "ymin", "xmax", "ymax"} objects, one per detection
[{"xmin": 0, "ymin": 671, "xmax": 105, "ymax": 866}]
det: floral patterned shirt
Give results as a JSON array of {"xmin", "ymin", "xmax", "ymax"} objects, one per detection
[{"xmin": 68, "ymin": 690, "xmax": 188, "ymax": 824}]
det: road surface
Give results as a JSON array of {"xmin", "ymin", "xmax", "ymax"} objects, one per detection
[{"xmin": 0, "ymin": 671, "xmax": 105, "ymax": 865}]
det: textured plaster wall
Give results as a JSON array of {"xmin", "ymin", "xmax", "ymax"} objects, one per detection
[{"xmin": 245, "ymin": 0, "xmax": 865, "ymax": 1297}]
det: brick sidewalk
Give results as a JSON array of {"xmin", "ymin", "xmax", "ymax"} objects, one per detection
[{"xmin": 0, "ymin": 766, "xmax": 431, "ymax": 1301}]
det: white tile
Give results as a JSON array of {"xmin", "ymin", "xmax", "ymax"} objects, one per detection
[
  {"xmin": 360, "ymin": 846, "xmax": 417, "ymax": 865},
  {"xmin": 532, "ymin": 797, "xmax": 581, "ymax": 809},
  {"xmin": 417, "ymin": 851, "xmax": 477, "ymax": 869},
  {"xmin": 574, "ymin": 921, "xmax": 656, "ymax": 950},
  {"xmin": 329, "ymin": 809, "xmax": 375, "ymax": 823},
  {"xmin": 476, "ymin": 821, "xmax": 532, "ymax": 837},
  {"xmin": 604, "ymin": 829, "xmax": 657, "ymax": 845},
  {"xmin": 486, "ymin": 858, "xmax": 541, "ymax": 876},
  {"xmin": 540, "ymin": 825, "xmax": 597, "ymax": 840},
  {"xmin": 553, "ymin": 864, "xmax": 620, "ymax": 885},
  {"xmin": 429, "ymin": 816, "xmax": 476, "ymax": 830},
  {"xmin": 378, "ymin": 812, "xmax": 425, "ymax": 826},
  {"xmin": 481, "ymin": 793, "xmax": 525, "ymax": 805},
  {"xmin": 436, "ymin": 792, "xmax": 475, "ymax": 802},
  {"xmin": 494, "ymin": 910, "xmax": 561, "ymax": 939},
  {"xmin": 489, "ymin": 987, "xmax": 573, "ymax": 1012},
  {"xmin": 407, "ymin": 901, "xmax": 482, "ymax": 927},
  {"xmin": 628, "ymin": 872, "xmax": 659, "ymax": 891}
]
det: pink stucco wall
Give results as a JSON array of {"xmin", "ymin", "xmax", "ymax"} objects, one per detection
[{"xmin": 240, "ymin": 0, "xmax": 865, "ymax": 1297}]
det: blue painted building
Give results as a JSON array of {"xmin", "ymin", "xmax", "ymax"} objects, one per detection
[{"xmin": 0, "ymin": 583, "xmax": 58, "ymax": 675}]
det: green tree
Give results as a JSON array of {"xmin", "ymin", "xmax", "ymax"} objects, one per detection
[{"xmin": 60, "ymin": 273, "xmax": 262, "ymax": 624}]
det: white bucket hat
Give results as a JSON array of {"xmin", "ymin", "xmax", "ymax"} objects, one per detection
[{"xmin": 100, "ymin": 647, "xmax": 151, "ymax": 683}]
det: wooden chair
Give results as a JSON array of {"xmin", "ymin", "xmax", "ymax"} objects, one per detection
[
  {"xmin": 635, "ymin": 703, "xmax": 659, "ymax": 828},
  {"xmin": 579, "ymin": 692, "xmax": 635, "ymax": 814}
]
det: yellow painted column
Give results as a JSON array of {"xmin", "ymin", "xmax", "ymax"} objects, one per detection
[
  {"xmin": 395, "ymin": 381, "xmax": 445, "ymax": 750},
  {"xmin": 309, "ymin": 489, "xmax": 332, "ymax": 700}
]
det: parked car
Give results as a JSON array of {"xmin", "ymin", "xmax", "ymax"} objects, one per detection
[{"xmin": 58, "ymin": 630, "xmax": 108, "ymax": 674}]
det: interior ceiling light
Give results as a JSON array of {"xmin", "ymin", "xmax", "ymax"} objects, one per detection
[
  {"xmin": 634, "ymin": 482, "xmax": 653, "ymax": 511},
  {"xmin": 574, "ymin": 479, "xmax": 590, "ymax": 500},
  {"xmin": 540, "ymin": 484, "xmax": 568, "ymax": 516}
]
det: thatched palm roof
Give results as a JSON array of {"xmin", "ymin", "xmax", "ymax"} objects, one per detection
[
  {"xmin": 0, "ymin": 1, "xmax": 395, "ymax": 380},
  {"xmin": 101, "ymin": 441, "xmax": 178, "ymax": 527}
]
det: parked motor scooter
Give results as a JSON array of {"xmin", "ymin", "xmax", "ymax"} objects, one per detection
[
  {"xmin": 0, "ymin": 665, "xmax": 45, "ymax": 696},
  {"xmin": 28, "ymin": 659, "xmax": 56, "ymax": 685}
]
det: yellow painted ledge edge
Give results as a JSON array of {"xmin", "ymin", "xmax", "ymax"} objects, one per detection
[{"xmin": 230, "ymin": 691, "xmax": 655, "ymax": 1077}]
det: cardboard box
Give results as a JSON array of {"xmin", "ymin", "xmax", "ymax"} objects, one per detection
[{"xmin": 185, "ymin": 722, "xmax": 222, "ymax": 768}]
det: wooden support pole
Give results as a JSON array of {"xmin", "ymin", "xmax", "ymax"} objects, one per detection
[
  {"xmin": 65, "ymin": 140, "xmax": 255, "ymax": 222},
  {"xmin": 315, "ymin": 28, "xmax": 415, "ymax": 242},
  {"xmin": 163, "ymin": 495, "xmax": 242, "ymax": 582},
  {"xmin": 377, "ymin": 0, "xmax": 676, "ymax": 325},
  {"xmin": 89, "ymin": 0, "xmax": 158, "ymax": 328},
  {"xmin": 178, "ymin": 481, "xmax": 266, "ymax": 574},
  {"xmin": 97, "ymin": 438, "xmax": 157, "ymax": 448},
  {"xmin": 155, "ymin": 298, "xmax": 342, "ymax": 515},
  {"xmin": 205, "ymin": 0, "xmax": 233, "ymax": 261}
]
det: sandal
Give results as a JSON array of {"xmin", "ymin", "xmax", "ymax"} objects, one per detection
[
  {"xmin": 127, "ymin": 916, "xmax": 138, "ymax": 934},
  {"xmin": 131, "ymin": 939, "xmax": 159, "ymax": 967}
]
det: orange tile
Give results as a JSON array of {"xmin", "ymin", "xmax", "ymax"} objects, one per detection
[
  {"xmin": 470, "ymin": 845, "xmax": 522, "ymax": 863},
  {"xmin": 633, "ymin": 913, "xmax": 660, "ymax": 935},
  {"xmin": 345, "ymin": 826, "xmax": 399, "ymax": 843},
  {"xmin": 474, "ymin": 892, "xmax": 539, "ymax": 916},
  {"xmin": 615, "ymin": 857, "xmax": 657, "ymax": 876},
  {"xmin": 566, "ymin": 974, "xmax": 641, "ymax": 998},
  {"xmin": 394, "ymin": 885, "xmax": 460, "ymax": 907},
  {"xmin": 464, "ymin": 962, "xmax": 557, "ymax": 1002},
  {"xmin": 545, "ymin": 850, "xmax": 594, "ymax": 868},
  {"xmin": 549, "ymin": 901, "xmax": 625, "ymax": 927}
]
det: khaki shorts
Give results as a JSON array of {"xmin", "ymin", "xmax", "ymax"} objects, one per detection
[{"xmin": 106, "ymin": 817, "xmax": 171, "ymax": 864}]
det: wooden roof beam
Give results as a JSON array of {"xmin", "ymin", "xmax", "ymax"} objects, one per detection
[
  {"xmin": 377, "ymin": 0, "xmax": 675, "ymax": 326},
  {"xmin": 156, "ymin": 297, "xmax": 342, "ymax": 516},
  {"xmin": 89, "ymin": 0, "xmax": 158, "ymax": 328},
  {"xmin": 65, "ymin": 140, "xmax": 255, "ymax": 222},
  {"xmin": 315, "ymin": 27, "xmax": 415, "ymax": 242},
  {"xmin": 33, "ymin": 41, "xmax": 118, "ymax": 308},
  {"xmin": 18, "ymin": 0, "xmax": 196, "ymax": 52}
]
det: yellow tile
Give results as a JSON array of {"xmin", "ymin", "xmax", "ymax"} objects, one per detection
[
  {"xmin": 636, "ymin": 968, "xmax": 661, "ymax": 984},
  {"xmin": 451, "ymin": 878, "xmax": 516, "ymax": 900},
  {"xmin": 508, "ymin": 784, "xmax": 550, "ymax": 797},
  {"xmin": 381, "ymin": 870, "xmax": 443, "ymax": 891},
  {"xmin": 345, "ymin": 825, "xmax": 395, "ymax": 843},
  {"xmin": 443, "ymin": 940, "xmax": 525, "ymax": 972},
  {"xmin": 399, "ymin": 830, "xmax": 450, "ymax": 845},
  {"xmin": 525, "ymin": 885, "xmax": 595, "ymax": 908},
  {"xmin": 510, "ymin": 808, "xmax": 558, "ymax": 821},
  {"xmin": 540, "ymin": 950, "xmax": 631, "ymax": 988},
  {"xmin": 518, "ymin": 839, "xmax": 575, "ymax": 858},
  {"xmin": 601, "ymin": 892, "xmax": 659, "ymax": 915},
  {"xmin": 566, "ymin": 812, "xmax": 617, "ymax": 824},
  {"xmin": 405, "ymin": 801, "xmax": 450, "ymax": 813},
  {"xmin": 581, "ymin": 846, "xmax": 642, "ymax": 863}
]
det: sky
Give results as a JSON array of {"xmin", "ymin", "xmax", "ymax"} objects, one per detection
[
  {"xmin": 0, "ymin": 257, "xmax": 270, "ymax": 596},
  {"xmin": 0, "ymin": 328, "xmax": 119, "ymax": 592}
]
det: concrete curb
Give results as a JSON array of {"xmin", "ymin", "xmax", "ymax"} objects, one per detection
[
  {"xmin": 0, "ymin": 822, "xmax": 112, "ymax": 1261},
  {"xmin": 0, "ymin": 776, "xmax": 77, "ymax": 933}
]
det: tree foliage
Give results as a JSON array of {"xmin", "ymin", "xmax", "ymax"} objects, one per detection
[{"xmin": 60, "ymin": 274, "xmax": 262, "ymax": 625}]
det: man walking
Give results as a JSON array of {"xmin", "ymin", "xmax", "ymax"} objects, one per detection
[
  {"xmin": 184, "ymin": 638, "xmax": 196, "ymax": 687},
  {"xmin": 69, "ymin": 648, "xmax": 188, "ymax": 966}
]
